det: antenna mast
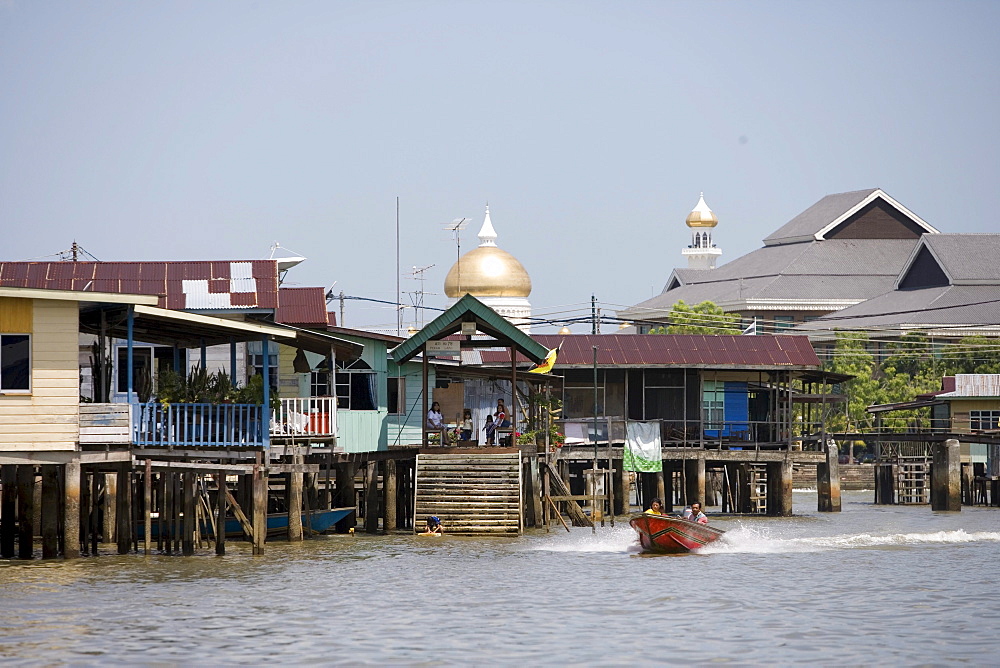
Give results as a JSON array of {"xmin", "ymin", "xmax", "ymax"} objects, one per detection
[
  {"xmin": 444, "ymin": 218, "xmax": 469, "ymax": 295},
  {"xmin": 405, "ymin": 264, "xmax": 437, "ymax": 329}
]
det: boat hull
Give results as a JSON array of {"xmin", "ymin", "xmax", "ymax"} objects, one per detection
[{"xmin": 629, "ymin": 514, "xmax": 725, "ymax": 554}]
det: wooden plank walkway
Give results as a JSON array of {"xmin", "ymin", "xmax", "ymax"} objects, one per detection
[{"xmin": 414, "ymin": 452, "xmax": 522, "ymax": 535}]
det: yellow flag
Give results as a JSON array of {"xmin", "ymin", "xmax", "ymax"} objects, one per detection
[{"xmin": 529, "ymin": 345, "xmax": 560, "ymax": 374}]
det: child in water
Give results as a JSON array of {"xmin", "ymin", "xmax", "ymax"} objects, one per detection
[{"xmin": 423, "ymin": 516, "xmax": 443, "ymax": 535}]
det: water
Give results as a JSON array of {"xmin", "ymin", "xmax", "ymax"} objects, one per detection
[{"xmin": 1, "ymin": 492, "xmax": 998, "ymax": 665}]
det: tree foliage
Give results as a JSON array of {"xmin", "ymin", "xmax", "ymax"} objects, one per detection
[
  {"xmin": 650, "ymin": 300, "xmax": 742, "ymax": 335},
  {"xmin": 822, "ymin": 332, "xmax": 1000, "ymax": 431}
]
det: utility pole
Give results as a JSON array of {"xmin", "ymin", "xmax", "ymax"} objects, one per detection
[
  {"xmin": 591, "ymin": 294, "xmax": 598, "ymax": 335},
  {"xmin": 339, "ymin": 291, "xmax": 345, "ymax": 328}
]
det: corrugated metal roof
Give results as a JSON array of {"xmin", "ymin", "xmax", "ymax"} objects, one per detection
[
  {"xmin": 938, "ymin": 374, "xmax": 1000, "ymax": 398},
  {"xmin": 0, "ymin": 260, "xmax": 279, "ymax": 310},
  {"xmin": 478, "ymin": 334, "xmax": 820, "ymax": 368},
  {"xmin": 276, "ymin": 287, "xmax": 329, "ymax": 326}
]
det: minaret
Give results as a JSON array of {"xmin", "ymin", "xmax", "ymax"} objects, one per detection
[
  {"xmin": 681, "ymin": 193, "xmax": 722, "ymax": 270},
  {"xmin": 478, "ymin": 205, "xmax": 497, "ymax": 246}
]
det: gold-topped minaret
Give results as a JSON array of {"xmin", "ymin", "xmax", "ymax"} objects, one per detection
[{"xmin": 682, "ymin": 193, "xmax": 722, "ymax": 269}]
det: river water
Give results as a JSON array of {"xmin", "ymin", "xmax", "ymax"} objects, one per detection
[{"xmin": 1, "ymin": 491, "xmax": 998, "ymax": 666}]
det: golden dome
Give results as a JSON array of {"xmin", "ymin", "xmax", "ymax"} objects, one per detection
[
  {"xmin": 444, "ymin": 246, "xmax": 532, "ymax": 298},
  {"xmin": 558, "ymin": 326, "xmax": 572, "ymax": 335},
  {"xmin": 444, "ymin": 205, "xmax": 532, "ymax": 299},
  {"xmin": 686, "ymin": 193, "xmax": 718, "ymax": 228}
]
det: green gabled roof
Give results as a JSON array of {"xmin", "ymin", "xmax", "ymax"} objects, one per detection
[{"xmin": 391, "ymin": 294, "xmax": 548, "ymax": 365}]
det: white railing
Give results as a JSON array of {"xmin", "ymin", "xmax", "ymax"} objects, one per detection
[{"xmin": 271, "ymin": 397, "xmax": 337, "ymax": 437}]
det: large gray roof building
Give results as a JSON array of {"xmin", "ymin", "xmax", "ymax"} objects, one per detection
[{"xmin": 618, "ymin": 188, "xmax": 940, "ymax": 333}]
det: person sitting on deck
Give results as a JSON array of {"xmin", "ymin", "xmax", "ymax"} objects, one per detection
[
  {"xmin": 644, "ymin": 498, "xmax": 665, "ymax": 515},
  {"xmin": 685, "ymin": 502, "xmax": 708, "ymax": 524},
  {"xmin": 460, "ymin": 408, "xmax": 473, "ymax": 441},
  {"xmin": 422, "ymin": 516, "xmax": 443, "ymax": 535}
]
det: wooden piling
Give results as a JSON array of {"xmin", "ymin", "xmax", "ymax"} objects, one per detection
[
  {"xmin": 164, "ymin": 471, "xmax": 173, "ymax": 555},
  {"xmin": 288, "ymin": 455, "xmax": 304, "ymax": 541},
  {"xmin": 931, "ymin": 439, "xmax": 961, "ymax": 512},
  {"xmin": 364, "ymin": 461, "xmax": 379, "ymax": 534},
  {"xmin": 1, "ymin": 466, "xmax": 16, "ymax": 558},
  {"xmin": 251, "ymin": 457, "xmax": 267, "ymax": 555},
  {"xmin": 105, "ymin": 472, "xmax": 117, "ymax": 544},
  {"xmin": 144, "ymin": 460, "xmax": 152, "ymax": 555},
  {"xmin": 766, "ymin": 459, "xmax": 794, "ymax": 517},
  {"xmin": 384, "ymin": 459, "xmax": 397, "ymax": 533},
  {"xmin": 41, "ymin": 466, "xmax": 59, "ymax": 559},
  {"xmin": 612, "ymin": 459, "xmax": 627, "ymax": 515},
  {"xmin": 16, "ymin": 465, "xmax": 34, "ymax": 559},
  {"xmin": 63, "ymin": 459, "xmax": 80, "ymax": 559},
  {"xmin": 90, "ymin": 472, "xmax": 100, "ymax": 555},
  {"xmin": 216, "ymin": 472, "xmax": 226, "ymax": 556},
  {"xmin": 182, "ymin": 472, "xmax": 196, "ymax": 556},
  {"xmin": 116, "ymin": 465, "xmax": 132, "ymax": 554},
  {"xmin": 334, "ymin": 462, "xmax": 356, "ymax": 533},
  {"xmin": 684, "ymin": 458, "xmax": 706, "ymax": 508},
  {"xmin": 817, "ymin": 441, "xmax": 841, "ymax": 512}
]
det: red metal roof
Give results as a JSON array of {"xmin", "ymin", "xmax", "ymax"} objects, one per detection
[
  {"xmin": 0, "ymin": 260, "xmax": 279, "ymax": 310},
  {"xmin": 478, "ymin": 334, "xmax": 820, "ymax": 368},
  {"xmin": 275, "ymin": 287, "xmax": 329, "ymax": 326}
]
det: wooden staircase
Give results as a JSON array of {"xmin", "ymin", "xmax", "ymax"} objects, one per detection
[{"xmin": 414, "ymin": 452, "xmax": 522, "ymax": 535}]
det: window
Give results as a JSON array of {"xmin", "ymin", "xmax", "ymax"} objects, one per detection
[
  {"xmin": 702, "ymin": 380, "xmax": 725, "ymax": 429},
  {"xmin": 971, "ymin": 410, "xmax": 1000, "ymax": 431},
  {"xmin": 310, "ymin": 370, "xmax": 330, "ymax": 397},
  {"xmin": 117, "ymin": 346, "xmax": 152, "ymax": 393},
  {"xmin": 0, "ymin": 334, "xmax": 30, "ymax": 391},
  {"xmin": 247, "ymin": 341, "xmax": 278, "ymax": 390},
  {"xmin": 773, "ymin": 316, "xmax": 795, "ymax": 332},
  {"xmin": 335, "ymin": 358, "xmax": 377, "ymax": 410},
  {"xmin": 387, "ymin": 377, "xmax": 405, "ymax": 414}
]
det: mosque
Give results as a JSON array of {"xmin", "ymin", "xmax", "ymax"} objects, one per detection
[{"xmin": 443, "ymin": 206, "xmax": 533, "ymax": 331}]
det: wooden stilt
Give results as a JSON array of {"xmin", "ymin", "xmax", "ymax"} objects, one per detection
[
  {"xmin": 684, "ymin": 458, "xmax": 706, "ymax": 507},
  {"xmin": 173, "ymin": 472, "xmax": 182, "ymax": 554},
  {"xmin": 931, "ymin": 439, "xmax": 961, "ymax": 511},
  {"xmin": 41, "ymin": 466, "xmax": 59, "ymax": 559},
  {"xmin": 63, "ymin": 459, "xmax": 81, "ymax": 559},
  {"xmin": 164, "ymin": 471, "xmax": 173, "ymax": 555},
  {"xmin": 182, "ymin": 472, "xmax": 196, "ymax": 556},
  {"xmin": 817, "ymin": 441, "xmax": 842, "ymax": 512},
  {"xmin": 157, "ymin": 473, "xmax": 165, "ymax": 553},
  {"xmin": 90, "ymin": 472, "xmax": 100, "ymax": 555},
  {"xmin": 364, "ymin": 461, "xmax": 379, "ymax": 534},
  {"xmin": 612, "ymin": 459, "xmax": 627, "ymax": 515},
  {"xmin": 384, "ymin": 459, "xmax": 397, "ymax": 533},
  {"xmin": 16, "ymin": 466, "xmax": 35, "ymax": 559},
  {"xmin": 251, "ymin": 456, "xmax": 266, "ymax": 555},
  {"xmin": 216, "ymin": 471, "xmax": 226, "ymax": 556},
  {"xmin": 105, "ymin": 472, "xmax": 117, "ymax": 544},
  {"xmin": 116, "ymin": 465, "xmax": 132, "ymax": 554},
  {"xmin": 335, "ymin": 463, "xmax": 356, "ymax": 533},
  {"xmin": 288, "ymin": 455, "xmax": 304, "ymax": 541},
  {"xmin": 1, "ymin": 466, "xmax": 16, "ymax": 558},
  {"xmin": 144, "ymin": 460, "xmax": 152, "ymax": 555}
]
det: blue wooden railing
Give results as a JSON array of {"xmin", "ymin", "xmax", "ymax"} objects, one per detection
[{"xmin": 132, "ymin": 403, "xmax": 266, "ymax": 448}]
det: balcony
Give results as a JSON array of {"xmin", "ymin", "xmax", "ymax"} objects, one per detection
[{"xmin": 81, "ymin": 397, "xmax": 337, "ymax": 450}]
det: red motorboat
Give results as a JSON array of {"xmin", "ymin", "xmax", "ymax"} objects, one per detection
[{"xmin": 629, "ymin": 513, "xmax": 725, "ymax": 554}]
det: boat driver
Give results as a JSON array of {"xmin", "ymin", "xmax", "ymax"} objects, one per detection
[{"xmin": 687, "ymin": 502, "xmax": 708, "ymax": 524}]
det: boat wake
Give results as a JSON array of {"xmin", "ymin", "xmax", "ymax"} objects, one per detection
[
  {"xmin": 529, "ymin": 526, "xmax": 641, "ymax": 553},
  {"xmin": 699, "ymin": 524, "xmax": 1000, "ymax": 554}
]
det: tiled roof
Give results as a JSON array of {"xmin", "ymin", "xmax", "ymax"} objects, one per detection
[
  {"xmin": 763, "ymin": 189, "xmax": 878, "ymax": 245},
  {"xmin": 797, "ymin": 284, "xmax": 1000, "ymax": 331},
  {"xmin": 922, "ymin": 235, "xmax": 1000, "ymax": 283},
  {"xmin": 478, "ymin": 334, "xmax": 820, "ymax": 368},
  {"xmin": 275, "ymin": 287, "xmax": 329, "ymax": 326},
  {"xmin": 0, "ymin": 260, "xmax": 279, "ymax": 310},
  {"xmin": 624, "ymin": 239, "xmax": 919, "ymax": 317}
]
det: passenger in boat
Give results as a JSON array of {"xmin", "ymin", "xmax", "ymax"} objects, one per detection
[
  {"xmin": 423, "ymin": 516, "xmax": 443, "ymax": 535},
  {"xmin": 644, "ymin": 498, "xmax": 665, "ymax": 515},
  {"xmin": 687, "ymin": 502, "xmax": 709, "ymax": 524}
]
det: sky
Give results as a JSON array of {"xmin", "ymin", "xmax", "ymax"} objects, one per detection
[{"xmin": 2, "ymin": 1, "xmax": 998, "ymax": 333}]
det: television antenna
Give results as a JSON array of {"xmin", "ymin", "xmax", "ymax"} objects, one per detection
[
  {"xmin": 444, "ymin": 218, "xmax": 469, "ymax": 295},
  {"xmin": 404, "ymin": 264, "xmax": 436, "ymax": 329}
]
